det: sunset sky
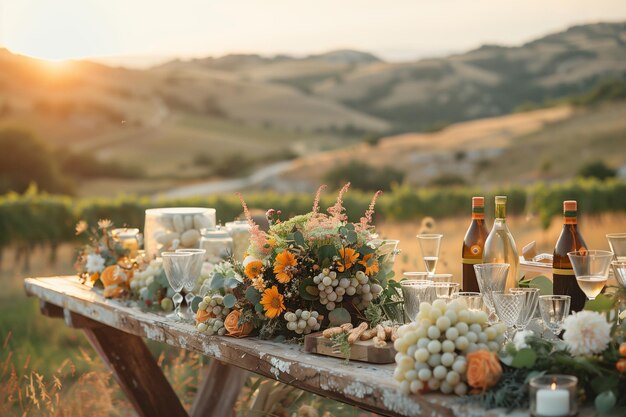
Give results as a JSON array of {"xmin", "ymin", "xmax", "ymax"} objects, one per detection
[{"xmin": 2, "ymin": 0, "xmax": 626, "ymax": 65}]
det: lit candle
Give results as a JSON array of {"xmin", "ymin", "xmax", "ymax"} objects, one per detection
[{"xmin": 536, "ymin": 382, "xmax": 570, "ymax": 416}]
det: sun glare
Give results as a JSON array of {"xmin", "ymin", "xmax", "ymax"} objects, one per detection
[{"xmin": 2, "ymin": 0, "xmax": 111, "ymax": 62}]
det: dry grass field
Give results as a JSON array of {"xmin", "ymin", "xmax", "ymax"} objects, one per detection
[{"xmin": 280, "ymin": 102, "xmax": 626, "ymax": 188}]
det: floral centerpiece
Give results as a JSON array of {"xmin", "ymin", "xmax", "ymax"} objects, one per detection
[
  {"xmin": 195, "ymin": 184, "xmax": 401, "ymax": 339},
  {"xmin": 74, "ymin": 219, "xmax": 172, "ymax": 308}
]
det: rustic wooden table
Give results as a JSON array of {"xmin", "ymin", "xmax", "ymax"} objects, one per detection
[{"xmin": 24, "ymin": 276, "xmax": 595, "ymax": 417}]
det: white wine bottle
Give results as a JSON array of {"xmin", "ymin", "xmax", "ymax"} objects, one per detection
[{"xmin": 483, "ymin": 195, "xmax": 519, "ymax": 290}]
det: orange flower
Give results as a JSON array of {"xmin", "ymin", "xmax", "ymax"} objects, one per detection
[
  {"xmin": 466, "ymin": 350, "xmax": 502, "ymax": 392},
  {"xmin": 89, "ymin": 272, "xmax": 100, "ymax": 284},
  {"xmin": 337, "ymin": 247, "xmax": 358, "ymax": 272},
  {"xmin": 273, "ymin": 250, "xmax": 297, "ymax": 283},
  {"xmin": 359, "ymin": 253, "xmax": 379, "ymax": 276},
  {"xmin": 224, "ymin": 310, "xmax": 253, "ymax": 338},
  {"xmin": 260, "ymin": 286, "xmax": 285, "ymax": 318},
  {"xmin": 196, "ymin": 309, "xmax": 211, "ymax": 324},
  {"xmin": 245, "ymin": 260, "xmax": 264, "ymax": 279},
  {"xmin": 100, "ymin": 265, "xmax": 127, "ymax": 299}
]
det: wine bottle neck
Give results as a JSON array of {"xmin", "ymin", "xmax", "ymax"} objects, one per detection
[
  {"xmin": 471, "ymin": 206, "xmax": 485, "ymax": 220},
  {"xmin": 564, "ymin": 210, "xmax": 577, "ymax": 225},
  {"xmin": 495, "ymin": 203, "xmax": 506, "ymax": 219}
]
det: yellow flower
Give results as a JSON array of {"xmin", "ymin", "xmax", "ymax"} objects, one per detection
[
  {"xmin": 260, "ymin": 286, "xmax": 285, "ymax": 318},
  {"xmin": 251, "ymin": 276, "xmax": 266, "ymax": 292},
  {"xmin": 273, "ymin": 250, "xmax": 297, "ymax": 283},
  {"xmin": 245, "ymin": 260, "xmax": 264, "ymax": 279},
  {"xmin": 337, "ymin": 247, "xmax": 358, "ymax": 272},
  {"xmin": 359, "ymin": 253, "xmax": 379, "ymax": 276}
]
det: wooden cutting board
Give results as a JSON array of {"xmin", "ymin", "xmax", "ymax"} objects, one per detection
[{"xmin": 303, "ymin": 332, "xmax": 396, "ymax": 364}]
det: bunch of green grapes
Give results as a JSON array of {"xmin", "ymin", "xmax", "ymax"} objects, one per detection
[
  {"xmin": 284, "ymin": 309, "xmax": 322, "ymax": 335},
  {"xmin": 197, "ymin": 294, "xmax": 230, "ymax": 320},
  {"xmin": 393, "ymin": 299, "xmax": 506, "ymax": 395}
]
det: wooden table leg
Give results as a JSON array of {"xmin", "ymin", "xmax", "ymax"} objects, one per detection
[
  {"xmin": 191, "ymin": 360, "xmax": 248, "ymax": 417},
  {"xmin": 73, "ymin": 314, "xmax": 188, "ymax": 417}
]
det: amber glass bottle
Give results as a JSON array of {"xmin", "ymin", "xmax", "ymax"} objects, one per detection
[
  {"xmin": 462, "ymin": 197, "xmax": 490, "ymax": 292},
  {"xmin": 553, "ymin": 200, "xmax": 588, "ymax": 312}
]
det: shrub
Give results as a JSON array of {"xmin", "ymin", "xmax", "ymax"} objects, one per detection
[
  {"xmin": 577, "ymin": 160, "xmax": 616, "ymax": 181},
  {"xmin": 0, "ymin": 127, "xmax": 73, "ymax": 195},
  {"xmin": 324, "ymin": 161, "xmax": 404, "ymax": 192}
]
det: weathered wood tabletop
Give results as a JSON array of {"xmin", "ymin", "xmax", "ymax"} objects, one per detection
[{"xmin": 24, "ymin": 276, "xmax": 594, "ymax": 417}]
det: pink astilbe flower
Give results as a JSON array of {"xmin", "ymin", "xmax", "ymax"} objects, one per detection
[
  {"xmin": 312, "ymin": 184, "xmax": 327, "ymax": 214},
  {"xmin": 236, "ymin": 193, "xmax": 269, "ymax": 255},
  {"xmin": 359, "ymin": 190, "xmax": 382, "ymax": 229},
  {"xmin": 327, "ymin": 182, "xmax": 350, "ymax": 222}
]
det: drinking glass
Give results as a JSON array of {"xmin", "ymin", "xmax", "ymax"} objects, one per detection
[
  {"xmin": 433, "ymin": 282, "xmax": 460, "ymax": 301},
  {"xmin": 162, "ymin": 252, "xmax": 192, "ymax": 319},
  {"xmin": 416, "ymin": 234, "xmax": 443, "ymax": 276},
  {"xmin": 607, "ymin": 233, "xmax": 626, "ymax": 261},
  {"xmin": 568, "ymin": 250, "xmax": 613, "ymax": 300},
  {"xmin": 176, "ymin": 248, "xmax": 206, "ymax": 315},
  {"xmin": 452, "ymin": 292, "xmax": 484, "ymax": 311},
  {"xmin": 539, "ymin": 295, "xmax": 571, "ymax": 337},
  {"xmin": 429, "ymin": 273, "xmax": 453, "ymax": 284},
  {"xmin": 474, "ymin": 263, "xmax": 509, "ymax": 323},
  {"xmin": 612, "ymin": 261, "xmax": 626, "ymax": 288},
  {"xmin": 400, "ymin": 280, "xmax": 434, "ymax": 322},
  {"xmin": 492, "ymin": 291, "xmax": 524, "ymax": 341},
  {"xmin": 509, "ymin": 287, "xmax": 540, "ymax": 331},
  {"xmin": 403, "ymin": 272, "xmax": 429, "ymax": 281}
]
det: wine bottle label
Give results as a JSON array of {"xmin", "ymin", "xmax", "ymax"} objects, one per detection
[
  {"xmin": 552, "ymin": 268, "xmax": 576, "ymax": 276},
  {"xmin": 462, "ymin": 258, "xmax": 483, "ymax": 264}
]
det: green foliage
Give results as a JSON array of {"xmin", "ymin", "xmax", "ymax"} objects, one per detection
[
  {"xmin": 323, "ymin": 160, "xmax": 404, "ymax": 192},
  {"xmin": 570, "ymin": 78, "xmax": 626, "ymax": 107},
  {"xmin": 577, "ymin": 160, "xmax": 617, "ymax": 181},
  {"xmin": 56, "ymin": 149, "xmax": 144, "ymax": 179},
  {"xmin": 0, "ymin": 178, "xmax": 625, "ymax": 252},
  {"xmin": 0, "ymin": 127, "xmax": 73, "ymax": 195}
]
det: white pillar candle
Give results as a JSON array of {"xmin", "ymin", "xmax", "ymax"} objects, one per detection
[{"xmin": 536, "ymin": 383, "xmax": 570, "ymax": 416}]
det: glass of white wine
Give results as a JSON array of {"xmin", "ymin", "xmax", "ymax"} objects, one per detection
[
  {"xmin": 416, "ymin": 234, "xmax": 443, "ymax": 276},
  {"xmin": 567, "ymin": 250, "xmax": 614, "ymax": 300}
]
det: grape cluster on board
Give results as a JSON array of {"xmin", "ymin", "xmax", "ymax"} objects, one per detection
[
  {"xmin": 314, "ymin": 269, "xmax": 382, "ymax": 311},
  {"xmin": 393, "ymin": 299, "xmax": 506, "ymax": 395}
]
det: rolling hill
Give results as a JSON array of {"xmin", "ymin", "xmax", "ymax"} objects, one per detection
[{"xmin": 0, "ymin": 21, "xmax": 625, "ymax": 196}]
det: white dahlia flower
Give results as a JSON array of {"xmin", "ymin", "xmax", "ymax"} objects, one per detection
[
  {"xmin": 85, "ymin": 253, "xmax": 106, "ymax": 274},
  {"xmin": 513, "ymin": 330, "xmax": 534, "ymax": 350},
  {"xmin": 562, "ymin": 310, "xmax": 612, "ymax": 356}
]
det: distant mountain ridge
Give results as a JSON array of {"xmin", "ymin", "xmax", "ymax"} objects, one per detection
[{"xmin": 156, "ymin": 21, "xmax": 626, "ymax": 131}]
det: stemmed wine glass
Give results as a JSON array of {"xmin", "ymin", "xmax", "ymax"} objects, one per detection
[
  {"xmin": 176, "ymin": 248, "xmax": 206, "ymax": 315},
  {"xmin": 400, "ymin": 280, "xmax": 434, "ymax": 322},
  {"xmin": 539, "ymin": 295, "xmax": 571, "ymax": 338},
  {"xmin": 567, "ymin": 250, "xmax": 613, "ymax": 301},
  {"xmin": 474, "ymin": 263, "xmax": 509, "ymax": 323},
  {"xmin": 492, "ymin": 291, "xmax": 524, "ymax": 341},
  {"xmin": 162, "ymin": 251, "xmax": 192, "ymax": 320},
  {"xmin": 416, "ymin": 234, "xmax": 443, "ymax": 276},
  {"xmin": 510, "ymin": 287, "xmax": 540, "ymax": 331}
]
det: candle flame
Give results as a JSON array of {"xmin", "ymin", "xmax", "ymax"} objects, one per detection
[{"xmin": 551, "ymin": 382, "xmax": 557, "ymax": 390}]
